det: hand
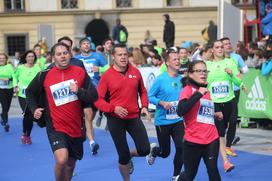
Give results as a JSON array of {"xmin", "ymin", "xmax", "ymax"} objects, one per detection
[
  {"xmin": 14, "ymin": 86, "xmax": 19, "ymax": 94},
  {"xmin": 214, "ymin": 112, "xmax": 223, "ymax": 120},
  {"xmin": 242, "ymin": 85, "xmax": 248, "ymax": 94},
  {"xmin": 34, "ymin": 108, "xmax": 44, "ymax": 119},
  {"xmin": 69, "ymin": 82, "xmax": 78, "ymax": 93},
  {"xmin": 225, "ymin": 68, "xmax": 233, "ymax": 77},
  {"xmin": 114, "ymin": 106, "xmax": 128, "ymax": 118},
  {"xmin": 141, "ymin": 107, "xmax": 151, "ymax": 122},
  {"xmin": 198, "ymin": 87, "xmax": 209, "ymax": 95},
  {"xmin": 159, "ymin": 101, "xmax": 172, "ymax": 110},
  {"xmin": 93, "ymin": 66, "xmax": 99, "ymax": 73}
]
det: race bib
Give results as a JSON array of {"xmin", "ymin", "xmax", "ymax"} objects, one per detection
[
  {"xmin": 197, "ymin": 99, "xmax": 214, "ymax": 125},
  {"xmin": 0, "ymin": 79, "xmax": 10, "ymax": 89},
  {"xmin": 166, "ymin": 101, "xmax": 180, "ymax": 120},
  {"xmin": 211, "ymin": 81, "xmax": 229, "ymax": 98},
  {"xmin": 50, "ymin": 79, "xmax": 78, "ymax": 106},
  {"xmin": 83, "ymin": 62, "xmax": 94, "ymax": 78},
  {"xmin": 21, "ymin": 86, "xmax": 27, "ymax": 98}
]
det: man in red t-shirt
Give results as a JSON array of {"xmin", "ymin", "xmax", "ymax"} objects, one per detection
[
  {"xmin": 95, "ymin": 44, "xmax": 151, "ymax": 180},
  {"xmin": 26, "ymin": 42, "xmax": 98, "ymax": 181}
]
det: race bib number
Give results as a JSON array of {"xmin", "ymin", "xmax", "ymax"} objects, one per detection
[
  {"xmin": 166, "ymin": 101, "xmax": 180, "ymax": 120},
  {"xmin": 21, "ymin": 86, "xmax": 27, "ymax": 98},
  {"xmin": 0, "ymin": 79, "xmax": 10, "ymax": 89},
  {"xmin": 83, "ymin": 62, "xmax": 94, "ymax": 78},
  {"xmin": 50, "ymin": 79, "xmax": 78, "ymax": 106},
  {"xmin": 197, "ymin": 99, "xmax": 214, "ymax": 125},
  {"xmin": 211, "ymin": 81, "xmax": 229, "ymax": 98}
]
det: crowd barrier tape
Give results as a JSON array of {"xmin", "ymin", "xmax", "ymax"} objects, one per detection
[{"xmin": 238, "ymin": 69, "xmax": 272, "ymax": 120}]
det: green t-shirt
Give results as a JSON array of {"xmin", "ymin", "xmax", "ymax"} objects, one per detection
[
  {"xmin": 36, "ymin": 56, "xmax": 46, "ymax": 70},
  {"xmin": 0, "ymin": 64, "xmax": 17, "ymax": 89},
  {"xmin": 15, "ymin": 64, "xmax": 41, "ymax": 98},
  {"xmin": 206, "ymin": 58, "xmax": 242, "ymax": 103}
]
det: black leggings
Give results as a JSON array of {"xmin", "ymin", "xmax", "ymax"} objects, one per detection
[
  {"xmin": 18, "ymin": 97, "xmax": 35, "ymax": 136},
  {"xmin": 107, "ymin": 116, "xmax": 150, "ymax": 165},
  {"xmin": 155, "ymin": 121, "xmax": 184, "ymax": 176},
  {"xmin": 0, "ymin": 88, "xmax": 13, "ymax": 124},
  {"xmin": 214, "ymin": 99, "xmax": 236, "ymax": 147},
  {"xmin": 183, "ymin": 139, "xmax": 221, "ymax": 181}
]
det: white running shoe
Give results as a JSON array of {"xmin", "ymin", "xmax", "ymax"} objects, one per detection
[{"xmin": 146, "ymin": 143, "xmax": 157, "ymax": 165}]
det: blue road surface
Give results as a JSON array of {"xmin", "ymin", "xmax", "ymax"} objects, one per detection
[{"xmin": 1, "ymin": 118, "xmax": 272, "ymax": 181}]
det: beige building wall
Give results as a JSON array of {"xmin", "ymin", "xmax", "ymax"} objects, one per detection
[{"xmin": 0, "ymin": 14, "xmax": 74, "ymax": 53}]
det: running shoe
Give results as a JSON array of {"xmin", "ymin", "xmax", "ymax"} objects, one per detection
[
  {"xmin": 21, "ymin": 134, "xmax": 27, "ymax": 144},
  {"xmin": 172, "ymin": 176, "xmax": 179, "ymax": 181},
  {"xmin": 91, "ymin": 142, "xmax": 100, "ymax": 155},
  {"xmin": 95, "ymin": 116, "xmax": 103, "ymax": 127},
  {"xmin": 224, "ymin": 161, "xmax": 235, "ymax": 173},
  {"xmin": 146, "ymin": 143, "xmax": 157, "ymax": 165},
  {"xmin": 232, "ymin": 136, "xmax": 240, "ymax": 145},
  {"xmin": 226, "ymin": 147, "xmax": 238, "ymax": 157},
  {"xmin": 26, "ymin": 136, "xmax": 32, "ymax": 145},
  {"xmin": 4, "ymin": 124, "xmax": 10, "ymax": 132},
  {"xmin": 128, "ymin": 158, "xmax": 134, "ymax": 174}
]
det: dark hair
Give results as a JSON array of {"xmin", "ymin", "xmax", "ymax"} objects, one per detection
[
  {"xmin": 57, "ymin": 36, "xmax": 73, "ymax": 47},
  {"xmin": 50, "ymin": 42, "xmax": 70, "ymax": 56},
  {"xmin": 199, "ymin": 43, "xmax": 213, "ymax": 56},
  {"xmin": 20, "ymin": 50, "xmax": 37, "ymax": 64},
  {"xmin": 111, "ymin": 43, "xmax": 127, "ymax": 54},
  {"xmin": 249, "ymin": 42, "xmax": 258, "ymax": 50},
  {"xmin": 188, "ymin": 60, "xmax": 206, "ymax": 73},
  {"xmin": 220, "ymin": 37, "xmax": 230, "ymax": 42},
  {"xmin": 102, "ymin": 37, "xmax": 112, "ymax": 45},
  {"xmin": 164, "ymin": 47, "xmax": 178, "ymax": 62},
  {"xmin": 0, "ymin": 53, "xmax": 9, "ymax": 63},
  {"xmin": 33, "ymin": 44, "xmax": 41, "ymax": 49}
]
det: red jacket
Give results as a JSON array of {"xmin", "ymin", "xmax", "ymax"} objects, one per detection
[{"xmin": 95, "ymin": 64, "xmax": 148, "ymax": 119}]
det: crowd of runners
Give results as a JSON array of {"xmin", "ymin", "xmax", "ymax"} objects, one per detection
[{"xmin": 1, "ymin": 25, "xmax": 272, "ymax": 181}]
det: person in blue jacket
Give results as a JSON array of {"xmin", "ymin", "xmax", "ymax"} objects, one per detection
[{"xmin": 146, "ymin": 47, "xmax": 184, "ymax": 181}]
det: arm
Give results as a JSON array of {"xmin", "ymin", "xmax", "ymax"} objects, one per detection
[
  {"xmin": 76, "ymin": 73, "xmax": 98, "ymax": 103},
  {"xmin": 138, "ymin": 73, "xmax": 149, "ymax": 108},
  {"xmin": 261, "ymin": 60, "xmax": 272, "ymax": 76},
  {"xmin": 26, "ymin": 73, "xmax": 42, "ymax": 114},
  {"xmin": 148, "ymin": 78, "xmax": 161, "ymax": 106},
  {"xmin": 94, "ymin": 76, "xmax": 116, "ymax": 113},
  {"xmin": 177, "ymin": 92, "xmax": 203, "ymax": 117}
]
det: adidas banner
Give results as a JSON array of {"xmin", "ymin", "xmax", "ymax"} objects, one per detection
[{"xmin": 238, "ymin": 69, "xmax": 272, "ymax": 120}]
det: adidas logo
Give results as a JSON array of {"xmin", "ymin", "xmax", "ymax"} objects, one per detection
[{"xmin": 245, "ymin": 76, "xmax": 266, "ymax": 111}]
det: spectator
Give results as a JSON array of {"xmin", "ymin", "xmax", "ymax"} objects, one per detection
[
  {"xmin": 163, "ymin": 14, "xmax": 175, "ymax": 49},
  {"xmin": 207, "ymin": 20, "xmax": 217, "ymax": 44},
  {"xmin": 144, "ymin": 30, "xmax": 155, "ymax": 45},
  {"xmin": 112, "ymin": 18, "xmax": 128, "ymax": 44}
]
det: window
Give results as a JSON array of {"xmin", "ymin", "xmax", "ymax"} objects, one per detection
[
  {"xmin": 167, "ymin": 0, "xmax": 181, "ymax": 6},
  {"xmin": 116, "ymin": 0, "xmax": 132, "ymax": 8},
  {"xmin": 61, "ymin": 0, "xmax": 78, "ymax": 9},
  {"xmin": 6, "ymin": 35, "xmax": 27, "ymax": 56},
  {"xmin": 4, "ymin": 0, "xmax": 24, "ymax": 12},
  {"xmin": 232, "ymin": 0, "xmax": 256, "ymax": 5}
]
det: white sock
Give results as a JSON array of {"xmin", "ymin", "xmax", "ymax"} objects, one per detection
[{"xmin": 89, "ymin": 140, "xmax": 95, "ymax": 147}]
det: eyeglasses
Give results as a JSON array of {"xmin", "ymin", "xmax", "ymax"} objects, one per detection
[{"xmin": 191, "ymin": 69, "xmax": 209, "ymax": 74}]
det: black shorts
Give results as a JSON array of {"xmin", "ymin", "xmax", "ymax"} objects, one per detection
[
  {"xmin": 47, "ymin": 128, "xmax": 84, "ymax": 160},
  {"xmin": 83, "ymin": 102, "xmax": 98, "ymax": 112}
]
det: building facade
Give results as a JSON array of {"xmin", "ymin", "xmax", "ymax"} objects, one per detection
[{"xmin": 0, "ymin": 0, "xmax": 255, "ymax": 56}]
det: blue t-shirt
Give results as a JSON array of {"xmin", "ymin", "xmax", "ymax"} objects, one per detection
[
  {"xmin": 230, "ymin": 52, "xmax": 247, "ymax": 91},
  {"xmin": 148, "ymin": 72, "xmax": 183, "ymax": 126},
  {"xmin": 75, "ymin": 52, "xmax": 107, "ymax": 87}
]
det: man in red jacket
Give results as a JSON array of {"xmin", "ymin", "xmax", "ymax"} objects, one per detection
[{"xmin": 95, "ymin": 44, "xmax": 151, "ymax": 181}]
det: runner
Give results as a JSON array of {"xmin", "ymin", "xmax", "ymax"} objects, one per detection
[
  {"xmin": 206, "ymin": 40, "xmax": 242, "ymax": 172},
  {"xmin": 0, "ymin": 53, "xmax": 17, "ymax": 132},
  {"xmin": 146, "ymin": 47, "xmax": 184, "ymax": 181},
  {"xmin": 220, "ymin": 37, "xmax": 248, "ymax": 147},
  {"xmin": 75, "ymin": 37, "xmax": 107, "ymax": 155},
  {"xmin": 94, "ymin": 44, "xmax": 151, "ymax": 181},
  {"xmin": 15, "ymin": 50, "xmax": 41, "ymax": 144},
  {"xmin": 26, "ymin": 42, "xmax": 98, "ymax": 181},
  {"xmin": 176, "ymin": 60, "xmax": 221, "ymax": 181}
]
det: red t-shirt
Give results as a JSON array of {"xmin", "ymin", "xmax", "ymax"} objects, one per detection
[
  {"xmin": 44, "ymin": 66, "xmax": 85, "ymax": 137},
  {"xmin": 179, "ymin": 85, "xmax": 218, "ymax": 144},
  {"xmin": 95, "ymin": 64, "xmax": 148, "ymax": 119}
]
